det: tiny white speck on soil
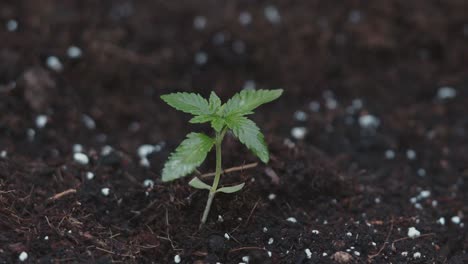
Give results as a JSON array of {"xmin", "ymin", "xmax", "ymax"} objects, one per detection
[
  {"xmin": 305, "ymin": 248, "xmax": 312, "ymax": 259},
  {"xmin": 73, "ymin": 152, "xmax": 89, "ymax": 165},
  {"xmin": 174, "ymin": 254, "xmax": 181, "ymax": 263},
  {"xmin": 286, "ymin": 217, "xmax": 297, "ymax": 223},
  {"xmin": 291, "ymin": 127, "xmax": 307, "ymax": 140},
  {"xmin": 451, "ymin": 216, "xmax": 461, "ymax": 224},
  {"xmin": 86, "ymin": 172, "xmax": 95, "ymax": 180},
  {"xmin": 407, "ymin": 227, "xmax": 421, "ymax": 238},
  {"xmin": 101, "ymin": 187, "xmax": 110, "ymax": 196},
  {"xmin": 19, "ymin": 251, "xmax": 28, "ymax": 262}
]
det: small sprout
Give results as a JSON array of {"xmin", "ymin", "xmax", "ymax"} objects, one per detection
[{"xmin": 161, "ymin": 89, "xmax": 283, "ymax": 226}]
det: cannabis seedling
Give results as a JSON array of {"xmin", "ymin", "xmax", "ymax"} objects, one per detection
[{"xmin": 161, "ymin": 89, "xmax": 283, "ymax": 225}]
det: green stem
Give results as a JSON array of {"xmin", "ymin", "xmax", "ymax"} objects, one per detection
[{"xmin": 200, "ymin": 128, "xmax": 227, "ymax": 226}]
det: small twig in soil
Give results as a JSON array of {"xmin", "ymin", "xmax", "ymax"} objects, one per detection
[
  {"xmin": 391, "ymin": 233, "xmax": 436, "ymax": 251},
  {"xmin": 229, "ymin": 246, "xmax": 266, "ymax": 253},
  {"xmin": 47, "ymin": 189, "xmax": 77, "ymax": 201},
  {"xmin": 368, "ymin": 217, "xmax": 394, "ymax": 261},
  {"xmin": 244, "ymin": 198, "xmax": 261, "ymax": 227},
  {"xmin": 200, "ymin": 162, "xmax": 258, "ymax": 178}
]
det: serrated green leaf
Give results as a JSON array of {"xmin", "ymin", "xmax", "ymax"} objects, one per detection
[
  {"xmin": 211, "ymin": 117, "xmax": 225, "ymax": 132},
  {"xmin": 162, "ymin": 133, "xmax": 215, "ymax": 182},
  {"xmin": 216, "ymin": 182, "xmax": 245, "ymax": 193},
  {"xmin": 189, "ymin": 177, "xmax": 212, "ymax": 190},
  {"xmin": 161, "ymin": 92, "xmax": 211, "ymax": 116},
  {"xmin": 209, "ymin": 91, "xmax": 222, "ymax": 112},
  {"xmin": 189, "ymin": 115, "xmax": 213, "ymax": 124},
  {"xmin": 225, "ymin": 115, "xmax": 269, "ymax": 163},
  {"xmin": 223, "ymin": 89, "xmax": 283, "ymax": 117}
]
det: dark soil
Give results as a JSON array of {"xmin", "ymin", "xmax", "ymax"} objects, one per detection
[{"xmin": 1, "ymin": 0, "xmax": 467, "ymax": 263}]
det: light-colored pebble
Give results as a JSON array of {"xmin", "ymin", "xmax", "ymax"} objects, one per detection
[
  {"xmin": 305, "ymin": 248, "xmax": 312, "ymax": 259},
  {"xmin": 143, "ymin": 179, "xmax": 154, "ymax": 188},
  {"xmin": 451, "ymin": 216, "xmax": 461, "ymax": 224},
  {"xmin": 437, "ymin": 217, "xmax": 445, "ymax": 225},
  {"xmin": 385, "ymin": 150, "xmax": 395, "ymax": 159},
  {"xmin": 35, "ymin": 115, "xmax": 48, "ymax": 128},
  {"xmin": 309, "ymin": 101, "xmax": 320, "ymax": 112},
  {"xmin": 239, "ymin": 11, "xmax": 252, "ymax": 26},
  {"xmin": 268, "ymin": 193, "xmax": 276, "ymax": 200},
  {"xmin": 0, "ymin": 150, "xmax": 7, "ymax": 158},
  {"xmin": 193, "ymin": 16, "xmax": 207, "ymax": 30},
  {"xmin": 82, "ymin": 114, "xmax": 96, "ymax": 129},
  {"xmin": 358, "ymin": 114, "xmax": 380, "ymax": 129},
  {"xmin": 407, "ymin": 227, "xmax": 421, "ymax": 238},
  {"xmin": 243, "ymin": 80, "xmax": 256, "ymax": 90},
  {"xmin": 46, "ymin": 56, "xmax": 63, "ymax": 72},
  {"xmin": 6, "ymin": 19, "xmax": 18, "ymax": 31},
  {"xmin": 86, "ymin": 172, "xmax": 95, "ymax": 180},
  {"xmin": 73, "ymin": 152, "xmax": 89, "ymax": 165},
  {"xmin": 224, "ymin": 233, "xmax": 230, "ymax": 240},
  {"xmin": 268, "ymin": 237, "xmax": 274, "ymax": 245},
  {"xmin": 67, "ymin": 46, "xmax": 82, "ymax": 58},
  {"xmin": 101, "ymin": 187, "xmax": 110, "ymax": 196},
  {"xmin": 174, "ymin": 254, "xmax": 181, "ymax": 263},
  {"xmin": 195, "ymin": 52, "xmax": 208, "ymax": 65},
  {"xmin": 406, "ymin": 149, "xmax": 417, "ymax": 160},
  {"xmin": 73, "ymin": 144, "xmax": 83, "ymax": 153},
  {"xmin": 312, "ymin": 230, "xmax": 319, "ymax": 234},
  {"xmin": 294, "ymin": 110, "xmax": 307, "ymax": 121},
  {"xmin": 437, "ymin": 86, "xmax": 457, "ymax": 100},
  {"xmin": 286, "ymin": 217, "xmax": 297, "ymax": 223},
  {"xmin": 413, "ymin": 252, "xmax": 421, "ymax": 258},
  {"xmin": 291, "ymin": 127, "xmax": 307, "ymax": 140},
  {"xmin": 264, "ymin": 5, "xmax": 281, "ymax": 24},
  {"xmin": 19, "ymin": 252, "xmax": 28, "ymax": 262}
]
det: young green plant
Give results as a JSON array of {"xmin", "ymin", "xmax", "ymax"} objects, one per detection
[{"xmin": 161, "ymin": 89, "xmax": 283, "ymax": 225}]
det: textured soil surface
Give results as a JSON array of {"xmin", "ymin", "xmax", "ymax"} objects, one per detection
[{"xmin": 1, "ymin": 1, "xmax": 468, "ymax": 263}]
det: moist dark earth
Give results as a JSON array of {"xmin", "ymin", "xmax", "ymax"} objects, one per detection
[{"xmin": 1, "ymin": 1, "xmax": 468, "ymax": 263}]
